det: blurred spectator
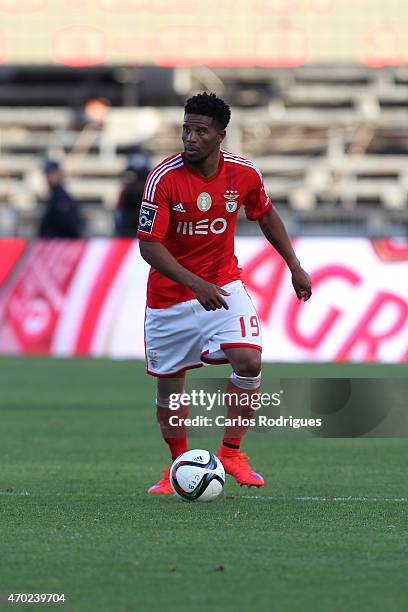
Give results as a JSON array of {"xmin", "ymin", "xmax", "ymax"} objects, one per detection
[
  {"xmin": 38, "ymin": 160, "xmax": 83, "ymax": 239},
  {"xmin": 115, "ymin": 150, "xmax": 151, "ymax": 237}
]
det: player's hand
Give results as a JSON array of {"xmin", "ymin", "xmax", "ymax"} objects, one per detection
[
  {"xmin": 192, "ymin": 280, "xmax": 230, "ymax": 311},
  {"xmin": 291, "ymin": 265, "xmax": 312, "ymax": 301}
]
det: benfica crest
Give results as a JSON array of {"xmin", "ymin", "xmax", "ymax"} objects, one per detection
[
  {"xmin": 148, "ymin": 349, "xmax": 158, "ymax": 368},
  {"xmin": 224, "ymin": 190, "xmax": 239, "ymax": 213}
]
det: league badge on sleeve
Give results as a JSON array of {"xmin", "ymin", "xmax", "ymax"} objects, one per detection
[
  {"xmin": 224, "ymin": 190, "xmax": 239, "ymax": 213},
  {"xmin": 138, "ymin": 203, "xmax": 157, "ymax": 234}
]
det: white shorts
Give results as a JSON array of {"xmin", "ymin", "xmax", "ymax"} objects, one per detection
[{"xmin": 144, "ymin": 280, "xmax": 262, "ymax": 377}]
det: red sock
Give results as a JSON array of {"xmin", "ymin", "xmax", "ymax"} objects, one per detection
[
  {"xmin": 219, "ymin": 378, "xmax": 260, "ymax": 455},
  {"xmin": 164, "ymin": 437, "xmax": 188, "ymax": 461},
  {"xmin": 221, "ymin": 437, "xmax": 241, "ymax": 457},
  {"xmin": 156, "ymin": 405, "xmax": 188, "ymax": 461}
]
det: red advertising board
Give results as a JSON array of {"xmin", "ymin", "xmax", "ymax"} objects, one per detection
[{"xmin": 0, "ymin": 238, "xmax": 407, "ymax": 362}]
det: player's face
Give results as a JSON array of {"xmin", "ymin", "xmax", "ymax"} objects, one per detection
[{"xmin": 182, "ymin": 114, "xmax": 225, "ymax": 164}]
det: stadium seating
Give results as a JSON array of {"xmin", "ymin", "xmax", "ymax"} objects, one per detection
[{"xmin": 0, "ymin": 66, "xmax": 407, "ymax": 237}]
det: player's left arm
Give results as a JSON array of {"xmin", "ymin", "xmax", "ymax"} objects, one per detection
[{"xmin": 258, "ymin": 208, "xmax": 312, "ymax": 301}]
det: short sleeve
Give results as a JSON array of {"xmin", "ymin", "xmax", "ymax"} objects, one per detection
[
  {"xmin": 137, "ymin": 173, "xmax": 170, "ymax": 242},
  {"xmin": 244, "ymin": 171, "xmax": 272, "ymax": 221}
]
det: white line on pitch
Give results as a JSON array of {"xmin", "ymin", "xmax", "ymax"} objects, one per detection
[
  {"xmin": 2, "ymin": 491, "xmax": 407, "ymax": 503},
  {"xmin": 240, "ymin": 495, "xmax": 408, "ymax": 502},
  {"xmin": 0, "ymin": 490, "xmax": 30, "ymax": 496}
]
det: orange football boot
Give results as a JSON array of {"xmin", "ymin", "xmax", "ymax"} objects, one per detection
[
  {"xmin": 217, "ymin": 451, "xmax": 265, "ymax": 487},
  {"xmin": 147, "ymin": 467, "xmax": 173, "ymax": 494}
]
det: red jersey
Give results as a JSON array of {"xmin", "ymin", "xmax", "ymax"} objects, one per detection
[{"xmin": 137, "ymin": 150, "xmax": 272, "ymax": 308}]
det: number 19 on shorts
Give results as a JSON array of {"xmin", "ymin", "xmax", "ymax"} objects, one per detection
[{"xmin": 239, "ymin": 315, "xmax": 260, "ymax": 338}]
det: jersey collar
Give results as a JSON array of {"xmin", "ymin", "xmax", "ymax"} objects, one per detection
[{"xmin": 182, "ymin": 151, "xmax": 224, "ymax": 182}]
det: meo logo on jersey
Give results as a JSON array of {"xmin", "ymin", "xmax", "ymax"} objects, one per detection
[
  {"xmin": 176, "ymin": 217, "xmax": 227, "ymax": 236},
  {"xmin": 138, "ymin": 204, "xmax": 157, "ymax": 234}
]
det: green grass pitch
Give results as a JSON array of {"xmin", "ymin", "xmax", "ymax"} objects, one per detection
[{"xmin": 0, "ymin": 356, "xmax": 407, "ymax": 611}]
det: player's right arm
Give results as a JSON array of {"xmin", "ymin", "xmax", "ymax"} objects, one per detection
[
  {"xmin": 137, "ymin": 165, "xmax": 229, "ymax": 311},
  {"xmin": 139, "ymin": 241, "xmax": 229, "ymax": 311}
]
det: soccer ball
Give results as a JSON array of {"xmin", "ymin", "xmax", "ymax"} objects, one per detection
[{"xmin": 170, "ymin": 449, "xmax": 225, "ymax": 502}]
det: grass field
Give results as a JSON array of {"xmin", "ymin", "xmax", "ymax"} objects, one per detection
[{"xmin": 1, "ymin": 356, "xmax": 407, "ymax": 612}]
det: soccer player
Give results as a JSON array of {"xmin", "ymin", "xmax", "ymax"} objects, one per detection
[{"xmin": 138, "ymin": 92, "xmax": 312, "ymax": 493}]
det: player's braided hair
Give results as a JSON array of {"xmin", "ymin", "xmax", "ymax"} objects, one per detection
[{"xmin": 184, "ymin": 92, "xmax": 231, "ymax": 130}]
